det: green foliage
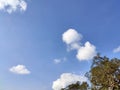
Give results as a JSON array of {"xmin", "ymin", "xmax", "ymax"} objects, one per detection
[
  {"xmin": 61, "ymin": 81, "xmax": 89, "ymax": 90},
  {"xmin": 90, "ymin": 54, "xmax": 120, "ymax": 90},
  {"xmin": 60, "ymin": 54, "xmax": 120, "ymax": 90}
]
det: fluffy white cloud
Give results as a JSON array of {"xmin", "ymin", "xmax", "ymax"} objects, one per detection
[
  {"xmin": 113, "ymin": 46, "xmax": 120, "ymax": 53},
  {"xmin": 0, "ymin": 0, "xmax": 27, "ymax": 13},
  {"xmin": 62, "ymin": 29, "xmax": 97, "ymax": 61},
  {"xmin": 62, "ymin": 29, "xmax": 82, "ymax": 45},
  {"xmin": 76, "ymin": 41, "xmax": 96, "ymax": 61},
  {"xmin": 52, "ymin": 73, "xmax": 87, "ymax": 90},
  {"xmin": 9, "ymin": 65, "xmax": 30, "ymax": 75}
]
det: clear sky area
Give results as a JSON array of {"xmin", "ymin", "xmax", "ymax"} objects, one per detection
[{"xmin": 0, "ymin": 0, "xmax": 120, "ymax": 90}]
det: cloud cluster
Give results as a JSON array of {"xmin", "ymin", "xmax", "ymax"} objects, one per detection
[
  {"xmin": 0, "ymin": 0, "xmax": 27, "ymax": 13},
  {"xmin": 9, "ymin": 65, "xmax": 31, "ymax": 75},
  {"xmin": 52, "ymin": 73, "xmax": 87, "ymax": 90},
  {"xmin": 62, "ymin": 29, "xmax": 96, "ymax": 61},
  {"xmin": 113, "ymin": 46, "xmax": 120, "ymax": 53}
]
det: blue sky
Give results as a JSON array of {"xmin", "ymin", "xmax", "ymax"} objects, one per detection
[{"xmin": 1, "ymin": 0, "xmax": 120, "ymax": 90}]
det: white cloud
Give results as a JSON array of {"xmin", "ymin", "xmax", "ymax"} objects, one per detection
[
  {"xmin": 66, "ymin": 43, "xmax": 81, "ymax": 51},
  {"xmin": 62, "ymin": 29, "xmax": 97, "ymax": 61},
  {"xmin": 0, "ymin": 0, "xmax": 27, "ymax": 13},
  {"xmin": 54, "ymin": 57, "xmax": 67, "ymax": 64},
  {"xmin": 9, "ymin": 65, "xmax": 31, "ymax": 75},
  {"xmin": 62, "ymin": 29, "xmax": 82, "ymax": 45},
  {"xmin": 113, "ymin": 46, "xmax": 120, "ymax": 53},
  {"xmin": 52, "ymin": 73, "xmax": 87, "ymax": 90},
  {"xmin": 76, "ymin": 41, "xmax": 96, "ymax": 61}
]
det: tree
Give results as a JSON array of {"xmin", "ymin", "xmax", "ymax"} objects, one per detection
[
  {"xmin": 89, "ymin": 54, "xmax": 120, "ymax": 90},
  {"xmin": 60, "ymin": 54, "xmax": 120, "ymax": 90},
  {"xmin": 61, "ymin": 81, "xmax": 89, "ymax": 90}
]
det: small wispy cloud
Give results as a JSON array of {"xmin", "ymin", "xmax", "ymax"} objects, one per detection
[
  {"xmin": 54, "ymin": 57, "xmax": 67, "ymax": 64},
  {"xmin": 0, "ymin": 0, "xmax": 27, "ymax": 13},
  {"xmin": 113, "ymin": 46, "xmax": 120, "ymax": 53},
  {"xmin": 9, "ymin": 65, "xmax": 31, "ymax": 75},
  {"xmin": 62, "ymin": 29, "xmax": 96, "ymax": 61},
  {"xmin": 54, "ymin": 59, "xmax": 61, "ymax": 64},
  {"xmin": 52, "ymin": 73, "xmax": 87, "ymax": 90}
]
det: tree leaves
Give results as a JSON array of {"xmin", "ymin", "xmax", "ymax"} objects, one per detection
[
  {"xmin": 60, "ymin": 54, "xmax": 120, "ymax": 90},
  {"xmin": 90, "ymin": 54, "xmax": 120, "ymax": 90},
  {"xmin": 61, "ymin": 81, "xmax": 89, "ymax": 90}
]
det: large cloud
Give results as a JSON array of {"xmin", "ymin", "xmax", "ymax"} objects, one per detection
[
  {"xmin": 76, "ymin": 41, "xmax": 96, "ymax": 60},
  {"xmin": 0, "ymin": 0, "xmax": 27, "ymax": 13},
  {"xmin": 62, "ymin": 29, "xmax": 97, "ymax": 61},
  {"xmin": 9, "ymin": 65, "xmax": 31, "ymax": 75},
  {"xmin": 52, "ymin": 73, "xmax": 87, "ymax": 90}
]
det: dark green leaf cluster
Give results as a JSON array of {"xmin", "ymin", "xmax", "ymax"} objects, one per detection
[{"xmin": 61, "ymin": 81, "xmax": 88, "ymax": 90}]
